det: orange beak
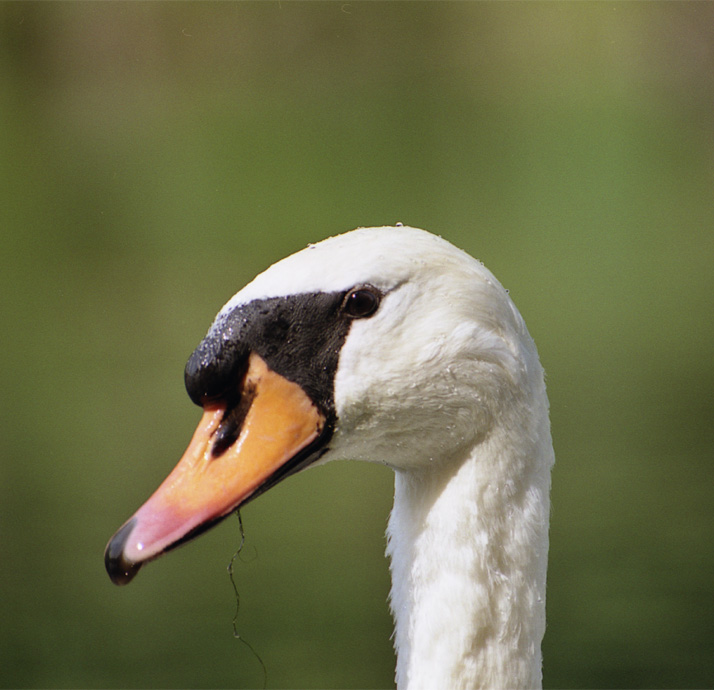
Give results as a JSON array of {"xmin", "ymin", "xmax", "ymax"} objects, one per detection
[{"xmin": 105, "ymin": 352, "xmax": 326, "ymax": 585}]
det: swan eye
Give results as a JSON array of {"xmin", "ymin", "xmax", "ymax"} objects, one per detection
[{"xmin": 342, "ymin": 286, "xmax": 381, "ymax": 319}]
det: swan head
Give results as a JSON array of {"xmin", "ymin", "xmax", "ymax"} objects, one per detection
[{"xmin": 105, "ymin": 226, "xmax": 543, "ymax": 585}]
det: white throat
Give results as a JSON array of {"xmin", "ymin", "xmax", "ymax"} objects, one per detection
[{"xmin": 386, "ymin": 394, "xmax": 553, "ymax": 690}]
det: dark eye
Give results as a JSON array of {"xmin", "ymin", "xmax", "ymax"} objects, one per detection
[{"xmin": 342, "ymin": 286, "xmax": 381, "ymax": 319}]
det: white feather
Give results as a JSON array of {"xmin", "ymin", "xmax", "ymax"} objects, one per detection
[{"xmin": 218, "ymin": 226, "xmax": 554, "ymax": 690}]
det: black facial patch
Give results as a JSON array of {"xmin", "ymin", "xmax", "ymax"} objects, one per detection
[{"xmin": 184, "ymin": 291, "xmax": 360, "ymax": 420}]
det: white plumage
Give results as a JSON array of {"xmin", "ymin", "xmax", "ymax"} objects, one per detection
[
  {"xmin": 222, "ymin": 226, "xmax": 554, "ymax": 689},
  {"xmin": 106, "ymin": 225, "xmax": 554, "ymax": 690}
]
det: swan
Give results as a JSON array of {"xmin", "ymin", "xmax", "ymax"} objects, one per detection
[{"xmin": 105, "ymin": 225, "xmax": 554, "ymax": 690}]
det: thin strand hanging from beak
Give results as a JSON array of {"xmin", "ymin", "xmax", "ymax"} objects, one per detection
[{"xmin": 227, "ymin": 510, "xmax": 267, "ymax": 689}]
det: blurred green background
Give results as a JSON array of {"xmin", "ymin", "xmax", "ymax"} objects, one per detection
[{"xmin": 2, "ymin": 2, "xmax": 713, "ymax": 688}]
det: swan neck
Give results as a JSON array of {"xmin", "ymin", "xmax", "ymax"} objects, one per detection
[{"xmin": 387, "ymin": 431, "xmax": 552, "ymax": 690}]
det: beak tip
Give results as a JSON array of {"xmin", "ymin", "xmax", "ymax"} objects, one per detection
[{"xmin": 105, "ymin": 518, "xmax": 142, "ymax": 586}]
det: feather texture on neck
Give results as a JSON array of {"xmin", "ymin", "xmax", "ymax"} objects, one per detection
[{"xmin": 386, "ymin": 333, "xmax": 553, "ymax": 690}]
